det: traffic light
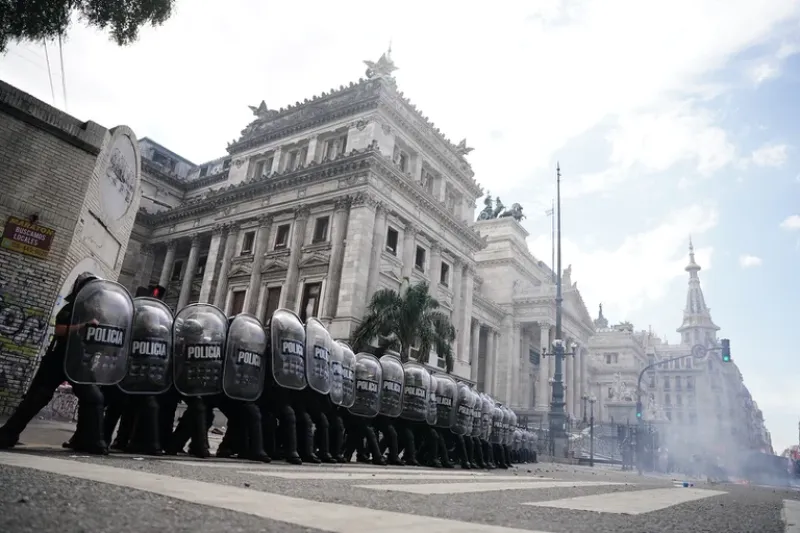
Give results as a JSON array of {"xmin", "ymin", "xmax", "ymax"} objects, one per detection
[
  {"xmin": 636, "ymin": 400, "xmax": 643, "ymax": 419},
  {"xmin": 721, "ymin": 338, "xmax": 731, "ymax": 362},
  {"xmin": 148, "ymin": 285, "xmax": 166, "ymax": 300}
]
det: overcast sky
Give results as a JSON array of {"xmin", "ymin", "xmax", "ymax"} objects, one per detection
[{"xmin": 2, "ymin": 0, "xmax": 799, "ymax": 452}]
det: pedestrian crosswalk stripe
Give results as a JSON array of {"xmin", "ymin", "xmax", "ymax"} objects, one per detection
[
  {"xmin": 242, "ymin": 471, "xmax": 554, "ymax": 481},
  {"xmin": 783, "ymin": 499, "xmax": 800, "ymax": 533},
  {"xmin": 522, "ymin": 487, "xmax": 727, "ymax": 515},
  {"xmin": 0, "ymin": 452, "xmax": 548, "ymax": 533},
  {"xmin": 357, "ymin": 480, "xmax": 622, "ymax": 494},
  {"xmin": 161, "ymin": 460, "xmax": 501, "ymax": 476}
]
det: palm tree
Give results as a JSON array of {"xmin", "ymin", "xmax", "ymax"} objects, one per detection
[{"xmin": 352, "ymin": 279, "xmax": 456, "ymax": 372}]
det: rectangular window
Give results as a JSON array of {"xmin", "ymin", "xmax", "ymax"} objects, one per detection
[
  {"xmin": 385, "ymin": 227, "xmax": 399, "ymax": 255},
  {"xmin": 398, "ymin": 152, "xmax": 408, "ymax": 172},
  {"xmin": 312, "ymin": 216, "xmax": 330, "ymax": 244},
  {"xmin": 170, "ymin": 260, "xmax": 183, "ymax": 282},
  {"xmin": 253, "ymin": 160, "xmax": 265, "ymax": 180},
  {"xmin": 199, "ymin": 166, "xmax": 208, "ymax": 178},
  {"xmin": 663, "ymin": 376, "xmax": 671, "ymax": 390},
  {"xmin": 414, "ymin": 246, "xmax": 426, "ymax": 272},
  {"xmin": 230, "ymin": 290, "xmax": 246, "ymax": 315},
  {"xmin": 264, "ymin": 286, "xmax": 282, "ymax": 323},
  {"xmin": 241, "ymin": 231, "xmax": 255, "ymax": 255},
  {"xmin": 288, "ymin": 150, "xmax": 299, "ymax": 170},
  {"xmin": 265, "ymin": 156, "xmax": 274, "ymax": 173},
  {"xmin": 196, "ymin": 255, "xmax": 208, "ymax": 277},
  {"xmin": 274, "ymin": 224, "xmax": 291, "ymax": 250},
  {"xmin": 299, "ymin": 282, "xmax": 322, "ymax": 322},
  {"xmin": 440, "ymin": 262, "xmax": 450, "ymax": 287}
]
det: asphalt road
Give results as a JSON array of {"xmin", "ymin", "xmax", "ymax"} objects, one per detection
[{"xmin": 1, "ymin": 443, "xmax": 799, "ymax": 533}]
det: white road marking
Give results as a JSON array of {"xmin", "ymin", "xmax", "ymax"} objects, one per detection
[
  {"xmin": 0, "ymin": 452, "xmax": 547, "ymax": 533},
  {"xmin": 784, "ymin": 499, "xmax": 800, "ymax": 533},
  {"xmin": 243, "ymin": 471, "xmax": 553, "ymax": 481},
  {"xmin": 523, "ymin": 487, "xmax": 726, "ymax": 515},
  {"xmin": 357, "ymin": 480, "xmax": 621, "ymax": 495},
  {"xmin": 163, "ymin": 460, "xmax": 497, "ymax": 475}
]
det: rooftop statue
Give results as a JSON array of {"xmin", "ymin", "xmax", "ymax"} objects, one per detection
[
  {"xmin": 240, "ymin": 100, "xmax": 280, "ymax": 138},
  {"xmin": 364, "ymin": 52, "xmax": 398, "ymax": 80},
  {"xmin": 477, "ymin": 195, "xmax": 526, "ymax": 222},
  {"xmin": 455, "ymin": 139, "xmax": 474, "ymax": 156}
]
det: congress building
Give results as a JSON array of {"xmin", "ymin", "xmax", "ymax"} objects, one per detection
[{"xmin": 118, "ymin": 51, "xmax": 596, "ymax": 425}]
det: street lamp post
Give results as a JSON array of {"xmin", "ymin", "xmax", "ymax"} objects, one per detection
[
  {"xmin": 582, "ymin": 395, "xmax": 588, "ymax": 424},
  {"xmin": 549, "ymin": 163, "xmax": 567, "ymax": 457},
  {"xmin": 589, "ymin": 395, "xmax": 596, "ymax": 467}
]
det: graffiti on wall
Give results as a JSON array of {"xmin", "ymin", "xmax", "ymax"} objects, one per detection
[{"xmin": 0, "ymin": 291, "xmax": 48, "ymax": 359}]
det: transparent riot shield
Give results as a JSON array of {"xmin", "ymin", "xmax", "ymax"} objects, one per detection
[
  {"xmin": 470, "ymin": 389, "xmax": 483, "ymax": 438},
  {"xmin": 267, "ymin": 308, "xmax": 306, "ymax": 391},
  {"xmin": 451, "ymin": 382, "xmax": 475, "ymax": 435},
  {"xmin": 400, "ymin": 362, "xmax": 429, "ymax": 422},
  {"xmin": 347, "ymin": 353, "xmax": 382, "ymax": 418},
  {"xmin": 502, "ymin": 406, "xmax": 513, "ymax": 445},
  {"xmin": 378, "ymin": 352, "xmax": 404, "ymax": 418},
  {"xmin": 172, "ymin": 303, "xmax": 227, "ymax": 396},
  {"xmin": 329, "ymin": 341, "xmax": 344, "ymax": 406},
  {"xmin": 305, "ymin": 317, "xmax": 332, "ymax": 395},
  {"xmin": 491, "ymin": 405, "xmax": 504, "ymax": 445},
  {"xmin": 118, "ymin": 297, "xmax": 173, "ymax": 394},
  {"xmin": 434, "ymin": 374, "xmax": 457, "ymax": 429},
  {"xmin": 426, "ymin": 374, "xmax": 438, "ymax": 426},
  {"xmin": 338, "ymin": 342, "xmax": 356, "ymax": 408},
  {"xmin": 481, "ymin": 394, "xmax": 494, "ymax": 441},
  {"xmin": 64, "ymin": 279, "xmax": 135, "ymax": 385},
  {"xmin": 222, "ymin": 313, "xmax": 268, "ymax": 402}
]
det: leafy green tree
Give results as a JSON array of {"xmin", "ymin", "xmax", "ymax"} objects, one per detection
[
  {"xmin": 1, "ymin": 0, "xmax": 175, "ymax": 53},
  {"xmin": 352, "ymin": 280, "xmax": 456, "ymax": 372}
]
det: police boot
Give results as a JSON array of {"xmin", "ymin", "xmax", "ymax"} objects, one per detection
[
  {"xmin": 184, "ymin": 399, "xmax": 210, "ymax": 458},
  {"xmin": 503, "ymin": 445, "xmax": 513, "ymax": 468},
  {"xmin": 111, "ymin": 408, "xmax": 137, "ymax": 451},
  {"xmin": 280, "ymin": 405, "xmax": 302, "ymax": 465},
  {"xmin": 425, "ymin": 429, "xmax": 442, "ymax": 468},
  {"xmin": 364, "ymin": 426, "xmax": 386, "ymax": 466},
  {"xmin": 260, "ymin": 407, "xmax": 278, "ymax": 459},
  {"xmin": 216, "ymin": 422, "xmax": 239, "ymax": 458},
  {"xmin": 313, "ymin": 413, "xmax": 336, "ymax": 464},
  {"xmin": 297, "ymin": 410, "xmax": 321, "ymax": 464},
  {"xmin": 328, "ymin": 413, "xmax": 346, "ymax": 463},
  {"xmin": 472, "ymin": 437, "xmax": 486, "ymax": 468},
  {"xmin": 483, "ymin": 441, "xmax": 496, "ymax": 469},
  {"xmin": 435, "ymin": 432, "xmax": 454, "ymax": 468},
  {"xmin": 464, "ymin": 435, "xmax": 478, "ymax": 469},
  {"xmin": 73, "ymin": 398, "xmax": 108, "ymax": 454},
  {"xmin": 384, "ymin": 425, "xmax": 404, "ymax": 466},
  {"xmin": 237, "ymin": 403, "xmax": 270, "ymax": 463},
  {"xmin": 128, "ymin": 396, "xmax": 164, "ymax": 456},
  {"xmin": 400, "ymin": 426, "xmax": 420, "ymax": 467}
]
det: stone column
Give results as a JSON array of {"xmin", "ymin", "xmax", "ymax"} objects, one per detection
[
  {"xmin": 450, "ymin": 258, "xmax": 463, "ymax": 356},
  {"xmin": 322, "ymin": 197, "xmax": 351, "ymax": 319},
  {"xmin": 177, "ymin": 234, "xmax": 201, "ymax": 310},
  {"xmin": 401, "ymin": 223, "xmax": 417, "ymax": 280},
  {"xmin": 305, "ymin": 136, "xmax": 319, "ymax": 165},
  {"xmin": 213, "ymin": 224, "xmax": 238, "ymax": 308},
  {"xmin": 199, "ymin": 225, "xmax": 224, "ymax": 303},
  {"xmin": 511, "ymin": 321, "xmax": 521, "ymax": 406},
  {"xmin": 244, "ymin": 215, "xmax": 273, "ymax": 314},
  {"xmin": 158, "ymin": 240, "xmax": 177, "ymax": 287},
  {"xmin": 365, "ymin": 203, "xmax": 387, "ymax": 301},
  {"xmin": 428, "ymin": 241, "xmax": 442, "ymax": 294},
  {"xmin": 469, "ymin": 319, "xmax": 480, "ymax": 382},
  {"xmin": 281, "ymin": 207, "xmax": 310, "ymax": 311},
  {"xmin": 331, "ymin": 192, "xmax": 378, "ymax": 339},
  {"xmin": 573, "ymin": 345, "xmax": 581, "ymax": 417},
  {"xmin": 460, "ymin": 265, "xmax": 475, "ymax": 362},
  {"xmin": 580, "ymin": 345, "xmax": 589, "ymax": 408},
  {"xmin": 484, "ymin": 327, "xmax": 495, "ymax": 395},
  {"xmin": 501, "ymin": 316, "xmax": 514, "ymax": 404},
  {"xmin": 270, "ymin": 147, "xmax": 282, "ymax": 174},
  {"xmin": 537, "ymin": 323, "xmax": 550, "ymax": 411}
]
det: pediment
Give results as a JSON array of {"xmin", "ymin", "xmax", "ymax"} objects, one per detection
[
  {"xmin": 299, "ymin": 251, "xmax": 331, "ymax": 268},
  {"xmin": 262, "ymin": 258, "xmax": 289, "ymax": 273},
  {"xmin": 228, "ymin": 263, "xmax": 252, "ymax": 277}
]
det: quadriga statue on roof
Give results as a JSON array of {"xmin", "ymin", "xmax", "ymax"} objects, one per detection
[{"xmin": 477, "ymin": 193, "xmax": 526, "ymax": 222}]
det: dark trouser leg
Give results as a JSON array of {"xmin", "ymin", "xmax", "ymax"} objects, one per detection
[
  {"xmin": 0, "ymin": 354, "xmax": 65, "ymax": 447},
  {"xmin": 327, "ymin": 410, "xmax": 345, "ymax": 462},
  {"xmin": 239, "ymin": 402, "xmax": 270, "ymax": 462},
  {"xmin": 102, "ymin": 386, "xmax": 126, "ymax": 448},
  {"xmin": 259, "ymin": 403, "xmax": 277, "ymax": 458},
  {"xmin": 182, "ymin": 397, "xmax": 210, "ymax": 458},
  {"xmin": 311, "ymin": 410, "xmax": 335, "ymax": 463},
  {"xmin": 71, "ymin": 384, "xmax": 108, "ymax": 455},
  {"xmin": 436, "ymin": 429, "xmax": 453, "ymax": 468},
  {"xmin": 278, "ymin": 403, "xmax": 301, "ymax": 464},
  {"xmin": 453, "ymin": 434, "xmax": 470, "ymax": 469},
  {"xmin": 471, "ymin": 436, "xmax": 485, "ymax": 467},
  {"xmin": 294, "ymin": 401, "xmax": 320, "ymax": 464},
  {"xmin": 382, "ymin": 420, "xmax": 402, "ymax": 465},
  {"xmin": 493, "ymin": 443, "xmax": 507, "ymax": 468},
  {"xmin": 158, "ymin": 390, "xmax": 180, "ymax": 455},
  {"xmin": 128, "ymin": 395, "xmax": 162, "ymax": 455},
  {"xmin": 425, "ymin": 427, "xmax": 442, "ymax": 467},
  {"xmin": 364, "ymin": 422, "xmax": 385, "ymax": 465},
  {"xmin": 483, "ymin": 439, "xmax": 495, "ymax": 468},
  {"xmin": 400, "ymin": 422, "xmax": 420, "ymax": 466}
]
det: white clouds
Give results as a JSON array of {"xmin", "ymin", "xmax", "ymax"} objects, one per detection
[
  {"xmin": 747, "ymin": 40, "xmax": 800, "ymax": 85},
  {"xmin": 739, "ymin": 254, "xmax": 763, "ymax": 268},
  {"xmin": 527, "ymin": 203, "xmax": 719, "ymax": 319},
  {"xmin": 780, "ymin": 215, "xmax": 800, "ymax": 230},
  {"xmin": 751, "ymin": 143, "xmax": 789, "ymax": 167}
]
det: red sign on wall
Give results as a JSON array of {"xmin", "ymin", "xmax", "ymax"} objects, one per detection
[{"xmin": 1, "ymin": 216, "xmax": 56, "ymax": 259}]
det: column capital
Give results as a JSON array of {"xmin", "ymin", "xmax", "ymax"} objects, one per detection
[
  {"xmin": 430, "ymin": 240, "xmax": 442, "ymax": 253},
  {"xmin": 539, "ymin": 321, "xmax": 553, "ymax": 329},
  {"xmin": 452, "ymin": 256, "xmax": 463, "ymax": 268},
  {"xmin": 294, "ymin": 206, "xmax": 311, "ymax": 221},
  {"xmin": 165, "ymin": 240, "xmax": 177, "ymax": 251},
  {"xmin": 212, "ymin": 224, "xmax": 226, "ymax": 236},
  {"xmin": 349, "ymin": 191, "xmax": 378, "ymax": 209},
  {"xmin": 140, "ymin": 243, "xmax": 155, "ymax": 256},
  {"xmin": 512, "ymin": 321, "xmax": 522, "ymax": 331},
  {"xmin": 465, "ymin": 263, "xmax": 477, "ymax": 276},
  {"xmin": 404, "ymin": 222, "xmax": 419, "ymax": 237},
  {"xmin": 189, "ymin": 234, "xmax": 201, "ymax": 246},
  {"xmin": 257, "ymin": 214, "xmax": 274, "ymax": 227},
  {"xmin": 334, "ymin": 196, "xmax": 351, "ymax": 212}
]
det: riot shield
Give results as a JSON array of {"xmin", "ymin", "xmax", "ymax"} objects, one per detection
[
  {"xmin": 501, "ymin": 406, "xmax": 513, "ymax": 445},
  {"xmin": 172, "ymin": 303, "xmax": 227, "ymax": 396},
  {"xmin": 470, "ymin": 389, "xmax": 483, "ymax": 437},
  {"xmin": 378, "ymin": 352, "xmax": 404, "ymax": 418},
  {"xmin": 305, "ymin": 317, "xmax": 332, "ymax": 395},
  {"xmin": 329, "ymin": 341, "xmax": 344, "ymax": 406},
  {"xmin": 268, "ymin": 308, "xmax": 306, "ymax": 391},
  {"xmin": 426, "ymin": 374, "xmax": 438, "ymax": 426},
  {"xmin": 118, "ymin": 297, "xmax": 174, "ymax": 394},
  {"xmin": 338, "ymin": 342, "xmax": 356, "ymax": 408},
  {"xmin": 514, "ymin": 428, "xmax": 522, "ymax": 451},
  {"xmin": 491, "ymin": 405, "xmax": 504, "ymax": 445},
  {"xmin": 64, "ymin": 279, "xmax": 135, "ymax": 385},
  {"xmin": 222, "ymin": 313, "xmax": 268, "ymax": 402},
  {"xmin": 481, "ymin": 394, "xmax": 494, "ymax": 441},
  {"xmin": 400, "ymin": 362, "xmax": 429, "ymax": 421},
  {"xmin": 347, "ymin": 353, "xmax": 382, "ymax": 418},
  {"xmin": 451, "ymin": 382, "xmax": 475, "ymax": 435},
  {"xmin": 434, "ymin": 374, "xmax": 457, "ymax": 429}
]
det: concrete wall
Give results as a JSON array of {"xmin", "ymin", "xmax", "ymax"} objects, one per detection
[{"xmin": 0, "ymin": 80, "xmax": 140, "ymax": 413}]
